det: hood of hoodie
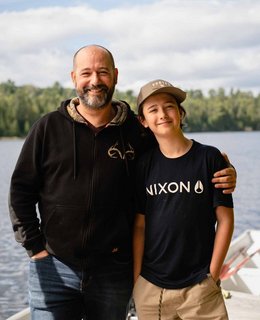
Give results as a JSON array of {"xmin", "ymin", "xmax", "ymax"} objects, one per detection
[{"xmin": 58, "ymin": 97, "xmax": 131, "ymax": 127}]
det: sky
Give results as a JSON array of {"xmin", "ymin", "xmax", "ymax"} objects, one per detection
[{"xmin": 0, "ymin": 0, "xmax": 259, "ymax": 95}]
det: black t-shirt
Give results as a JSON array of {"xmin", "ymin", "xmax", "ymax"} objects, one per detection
[{"xmin": 135, "ymin": 140, "xmax": 233, "ymax": 289}]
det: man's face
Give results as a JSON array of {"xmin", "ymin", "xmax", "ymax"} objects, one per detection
[{"xmin": 71, "ymin": 47, "xmax": 118, "ymax": 109}]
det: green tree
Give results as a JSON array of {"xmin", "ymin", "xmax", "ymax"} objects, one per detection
[{"xmin": 0, "ymin": 80, "xmax": 259, "ymax": 137}]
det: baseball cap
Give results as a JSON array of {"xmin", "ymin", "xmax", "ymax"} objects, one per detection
[{"xmin": 137, "ymin": 79, "xmax": 186, "ymax": 111}]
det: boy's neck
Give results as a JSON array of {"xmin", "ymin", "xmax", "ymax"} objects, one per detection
[{"xmin": 158, "ymin": 135, "xmax": 193, "ymax": 159}]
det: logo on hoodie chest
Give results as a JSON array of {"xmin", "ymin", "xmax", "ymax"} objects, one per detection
[{"xmin": 108, "ymin": 142, "xmax": 135, "ymax": 160}]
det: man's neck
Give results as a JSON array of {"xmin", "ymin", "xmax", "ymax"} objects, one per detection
[{"xmin": 76, "ymin": 102, "xmax": 115, "ymax": 128}]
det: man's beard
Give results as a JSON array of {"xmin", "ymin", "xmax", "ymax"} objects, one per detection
[{"xmin": 76, "ymin": 84, "xmax": 115, "ymax": 109}]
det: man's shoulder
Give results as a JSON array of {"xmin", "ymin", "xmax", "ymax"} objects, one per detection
[{"xmin": 28, "ymin": 106, "xmax": 68, "ymax": 137}]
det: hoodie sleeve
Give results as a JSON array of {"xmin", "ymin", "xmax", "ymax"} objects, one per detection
[{"xmin": 9, "ymin": 119, "xmax": 46, "ymax": 257}]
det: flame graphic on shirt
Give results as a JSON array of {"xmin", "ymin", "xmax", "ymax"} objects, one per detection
[{"xmin": 194, "ymin": 180, "xmax": 204, "ymax": 194}]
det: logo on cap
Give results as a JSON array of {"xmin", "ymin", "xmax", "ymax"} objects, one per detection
[{"xmin": 151, "ymin": 80, "xmax": 172, "ymax": 90}]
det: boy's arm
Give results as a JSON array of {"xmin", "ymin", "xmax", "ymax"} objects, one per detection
[
  {"xmin": 210, "ymin": 206, "xmax": 234, "ymax": 281},
  {"xmin": 133, "ymin": 213, "xmax": 145, "ymax": 284},
  {"xmin": 212, "ymin": 153, "xmax": 237, "ymax": 194}
]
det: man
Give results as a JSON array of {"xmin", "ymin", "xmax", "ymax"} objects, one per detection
[{"xmin": 9, "ymin": 45, "xmax": 236, "ymax": 320}]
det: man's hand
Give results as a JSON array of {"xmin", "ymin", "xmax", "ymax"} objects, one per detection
[
  {"xmin": 31, "ymin": 250, "xmax": 49, "ymax": 260},
  {"xmin": 212, "ymin": 153, "xmax": 237, "ymax": 194}
]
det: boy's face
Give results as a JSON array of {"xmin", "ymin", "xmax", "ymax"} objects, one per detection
[{"xmin": 141, "ymin": 93, "xmax": 182, "ymax": 137}]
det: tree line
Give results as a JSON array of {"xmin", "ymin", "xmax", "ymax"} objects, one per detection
[{"xmin": 0, "ymin": 80, "xmax": 259, "ymax": 137}]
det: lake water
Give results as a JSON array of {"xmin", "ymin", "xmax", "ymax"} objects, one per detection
[{"xmin": 0, "ymin": 131, "xmax": 260, "ymax": 319}]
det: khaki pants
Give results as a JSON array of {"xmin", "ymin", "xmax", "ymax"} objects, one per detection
[{"xmin": 133, "ymin": 275, "xmax": 228, "ymax": 320}]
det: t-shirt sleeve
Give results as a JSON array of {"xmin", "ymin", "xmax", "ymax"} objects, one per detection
[{"xmin": 209, "ymin": 148, "xmax": 234, "ymax": 209}]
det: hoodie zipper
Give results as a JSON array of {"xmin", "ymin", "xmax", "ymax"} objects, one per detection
[{"xmin": 80, "ymin": 130, "xmax": 97, "ymax": 291}]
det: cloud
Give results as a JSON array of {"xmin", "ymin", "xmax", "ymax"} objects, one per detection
[{"xmin": 0, "ymin": 0, "xmax": 259, "ymax": 95}]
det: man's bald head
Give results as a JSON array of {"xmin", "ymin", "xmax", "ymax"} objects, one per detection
[{"xmin": 73, "ymin": 45, "xmax": 115, "ymax": 70}]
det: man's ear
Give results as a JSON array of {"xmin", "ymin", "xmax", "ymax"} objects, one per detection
[
  {"xmin": 71, "ymin": 71, "xmax": 76, "ymax": 85},
  {"xmin": 114, "ymin": 68, "xmax": 118, "ymax": 85}
]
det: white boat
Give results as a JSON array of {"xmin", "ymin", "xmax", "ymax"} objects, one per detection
[
  {"xmin": 221, "ymin": 229, "xmax": 260, "ymax": 295},
  {"xmin": 6, "ymin": 229, "xmax": 260, "ymax": 320},
  {"xmin": 219, "ymin": 229, "xmax": 260, "ymax": 320},
  {"xmin": 6, "ymin": 308, "xmax": 30, "ymax": 320}
]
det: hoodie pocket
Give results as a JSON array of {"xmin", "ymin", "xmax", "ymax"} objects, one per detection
[{"xmin": 44, "ymin": 205, "xmax": 86, "ymax": 263}]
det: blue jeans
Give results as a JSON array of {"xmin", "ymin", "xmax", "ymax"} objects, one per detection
[{"xmin": 29, "ymin": 255, "xmax": 133, "ymax": 320}]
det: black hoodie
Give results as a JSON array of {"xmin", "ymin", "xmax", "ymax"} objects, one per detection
[{"xmin": 9, "ymin": 98, "xmax": 154, "ymax": 269}]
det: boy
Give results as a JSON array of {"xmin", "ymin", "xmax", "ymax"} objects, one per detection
[{"xmin": 133, "ymin": 79, "xmax": 234, "ymax": 320}]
